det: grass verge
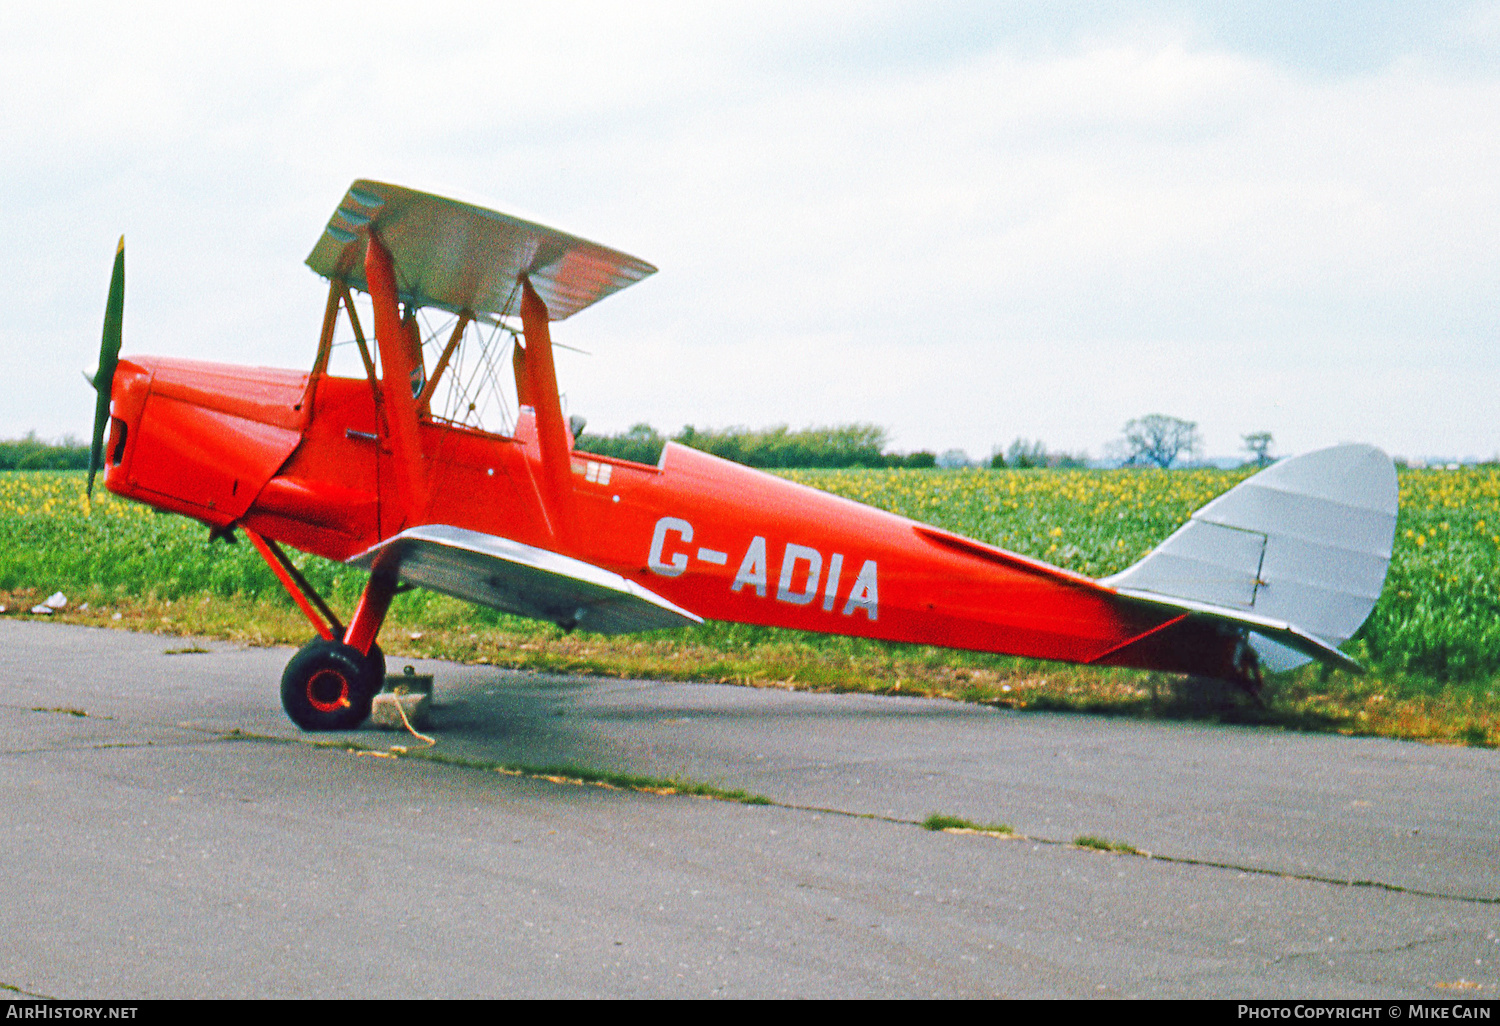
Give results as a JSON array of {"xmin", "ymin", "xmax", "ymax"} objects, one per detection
[{"xmin": 402, "ymin": 750, "xmax": 774, "ymax": 805}]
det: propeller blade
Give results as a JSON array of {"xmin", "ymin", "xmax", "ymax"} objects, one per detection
[{"xmin": 87, "ymin": 236, "xmax": 124, "ymax": 498}]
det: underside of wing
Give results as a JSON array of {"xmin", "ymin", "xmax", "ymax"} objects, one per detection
[
  {"xmin": 306, "ymin": 180, "xmax": 657, "ymax": 321},
  {"xmin": 346, "ymin": 525, "xmax": 700, "ymax": 634}
]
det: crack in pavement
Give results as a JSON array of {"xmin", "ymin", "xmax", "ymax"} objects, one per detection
[
  {"xmin": 0, "ymin": 740, "xmax": 219, "ymax": 756},
  {"xmin": 1267, "ymin": 929, "xmax": 1470, "ymax": 970},
  {"xmin": 194, "ymin": 727, "xmax": 1500, "ymax": 908},
  {"xmin": 12, "ymin": 712, "xmax": 1497, "ymax": 908},
  {"xmin": 1350, "ymin": 929, "xmax": 1460, "ymax": 956}
]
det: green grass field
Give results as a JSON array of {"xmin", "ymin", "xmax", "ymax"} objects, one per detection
[{"xmin": 1, "ymin": 467, "xmax": 1495, "ymax": 746}]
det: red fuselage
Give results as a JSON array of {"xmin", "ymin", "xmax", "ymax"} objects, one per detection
[{"xmin": 103, "ymin": 354, "xmax": 1240, "ymax": 678}]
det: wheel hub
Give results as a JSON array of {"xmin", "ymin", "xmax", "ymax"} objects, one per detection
[{"xmin": 306, "ymin": 668, "xmax": 350, "ymax": 712}]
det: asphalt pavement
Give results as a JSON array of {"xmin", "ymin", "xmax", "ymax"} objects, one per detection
[{"xmin": 0, "ymin": 620, "xmax": 1495, "ymax": 998}]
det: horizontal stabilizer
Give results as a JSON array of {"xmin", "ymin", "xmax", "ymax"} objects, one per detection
[
  {"xmin": 1112, "ymin": 588, "xmax": 1366, "ymax": 675},
  {"xmin": 307, "ymin": 180, "xmax": 657, "ymax": 321},
  {"xmin": 1102, "ymin": 444, "xmax": 1398, "ymax": 672},
  {"xmin": 347, "ymin": 525, "xmax": 701, "ymax": 634}
]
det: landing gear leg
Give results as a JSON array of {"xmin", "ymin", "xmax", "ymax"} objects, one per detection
[
  {"xmin": 244, "ymin": 528, "xmax": 399, "ymax": 731},
  {"xmin": 343, "ymin": 569, "xmax": 397, "ymax": 662}
]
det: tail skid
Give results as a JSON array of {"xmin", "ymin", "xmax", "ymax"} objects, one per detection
[{"xmin": 1101, "ymin": 445, "xmax": 1398, "ymax": 674}]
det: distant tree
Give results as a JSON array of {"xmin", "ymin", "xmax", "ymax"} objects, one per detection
[
  {"xmin": 0, "ymin": 432, "xmax": 91, "ymax": 470},
  {"xmin": 989, "ymin": 438, "xmax": 1089, "ymax": 469},
  {"xmin": 575, "ymin": 422, "xmax": 666, "ymax": 464},
  {"xmin": 899, "ymin": 451, "xmax": 937, "ymax": 468},
  {"xmin": 1006, "ymin": 438, "xmax": 1048, "ymax": 469},
  {"xmin": 1241, "ymin": 431, "xmax": 1274, "ymax": 468},
  {"xmin": 675, "ymin": 423, "xmax": 890, "ymax": 468},
  {"xmin": 1118, "ymin": 414, "xmax": 1201, "ymax": 469},
  {"xmin": 577, "ymin": 422, "xmax": 899, "ymax": 469},
  {"xmin": 936, "ymin": 448, "xmax": 973, "ymax": 469}
]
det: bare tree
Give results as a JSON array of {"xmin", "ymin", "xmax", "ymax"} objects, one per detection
[
  {"xmin": 1119, "ymin": 414, "xmax": 1201, "ymax": 468},
  {"xmin": 1242, "ymin": 431, "xmax": 1274, "ymax": 468}
]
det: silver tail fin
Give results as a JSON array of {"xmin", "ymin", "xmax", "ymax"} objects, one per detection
[{"xmin": 1102, "ymin": 444, "xmax": 1398, "ymax": 673}]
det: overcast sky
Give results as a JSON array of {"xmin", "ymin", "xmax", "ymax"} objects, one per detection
[{"xmin": 3, "ymin": 1, "xmax": 1497, "ymax": 462}]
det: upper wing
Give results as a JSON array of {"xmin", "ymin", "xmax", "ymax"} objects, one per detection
[
  {"xmin": 306, "ymin": 180, "xmax": 657, "ymax": 321},
  {"xmin": 346, "ymin": 524, "xmax": 700, "ymax": 634}
]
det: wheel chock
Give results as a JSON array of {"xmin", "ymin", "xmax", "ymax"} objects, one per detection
[{"xmin": 370, "ymin": 665, "xmax": 434, "ymax": 731}]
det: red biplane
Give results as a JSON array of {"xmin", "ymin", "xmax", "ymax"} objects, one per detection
[{"xmin": 86, "ymin": 181, "xmax": 1398, "ymax": 730}]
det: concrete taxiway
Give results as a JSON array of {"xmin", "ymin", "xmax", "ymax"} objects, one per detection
[{"xmin": 0, "ymin": 621, "xmax": 1495, "ymax": 998}]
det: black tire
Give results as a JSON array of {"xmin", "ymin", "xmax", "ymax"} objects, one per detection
[
  {"xmin": 281, "ymin": 638, "xmax": 377, "ymax": 731},
  {"xmin": 364, "ymin": 642, "xmax": 387, "ymax": 692}
]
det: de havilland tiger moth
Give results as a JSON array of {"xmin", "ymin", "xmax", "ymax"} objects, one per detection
[{"xmin": 83, "ymin": 180, "xmax": 1398, "ymax": 730}]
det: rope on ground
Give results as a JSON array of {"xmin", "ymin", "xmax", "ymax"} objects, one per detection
[{"xmin": 388, "ymin": 685, "xmax": 436, "ymax": 752}]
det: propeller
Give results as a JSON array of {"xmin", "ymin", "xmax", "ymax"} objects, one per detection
[{"xmin": 87, "ymin": 237, "xmax": 125, "ymax": 498}]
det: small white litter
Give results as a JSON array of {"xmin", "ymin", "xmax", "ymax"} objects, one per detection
[
  {"xmin": 30, "ymin": 605, "xmax": 52, "ymax": 615},
  {"xmin": 43, "ymin": 592, "xmax": 67, "ymax": 609}
]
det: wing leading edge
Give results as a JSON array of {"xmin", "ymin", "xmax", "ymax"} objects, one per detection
[
  {"xmin": 305, "ymin": 180, "xmax": 656, "ymax": 321},
  {"xmin": 346, "ymin": 525, "xmax": 701, "ymax": 634}
]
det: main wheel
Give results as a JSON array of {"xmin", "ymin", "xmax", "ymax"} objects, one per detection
[
  {"xmin": 294, "ymin": 637, "xmax": 385, "ymax": 691},
  {"xmin": 281, "ymin": 638, "xmax": 379, "ymax": 731},
  {"xmin": 364, "ymin": 642, "xmax": 387, "ymax": 692}
]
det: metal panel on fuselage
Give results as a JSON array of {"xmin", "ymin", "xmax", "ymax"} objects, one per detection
[
  {"xmin": 107, "ymin": 357, "xmax": 304, "ymax": 530},
  {"xmin": 418, "ymin": 417, "xmax": 553, "ymax": 549}
]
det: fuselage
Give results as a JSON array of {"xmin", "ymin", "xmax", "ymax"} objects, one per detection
[{"xmin": 103, "ymin": 355, "xmax": 1242, "ymax": 678}]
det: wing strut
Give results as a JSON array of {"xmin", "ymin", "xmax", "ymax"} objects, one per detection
[
  {"xmin": 518, "ymin": 278, "xmax": 577, "ymax": 546},
  {"xmin": 364, "ymin": 233, "xmax": 430, "ymax": 522}
]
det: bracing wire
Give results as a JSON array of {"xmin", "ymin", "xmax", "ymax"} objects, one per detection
[{"xmin": 322, "ymin": 288, "xmax": 540, "ymax": 439}]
